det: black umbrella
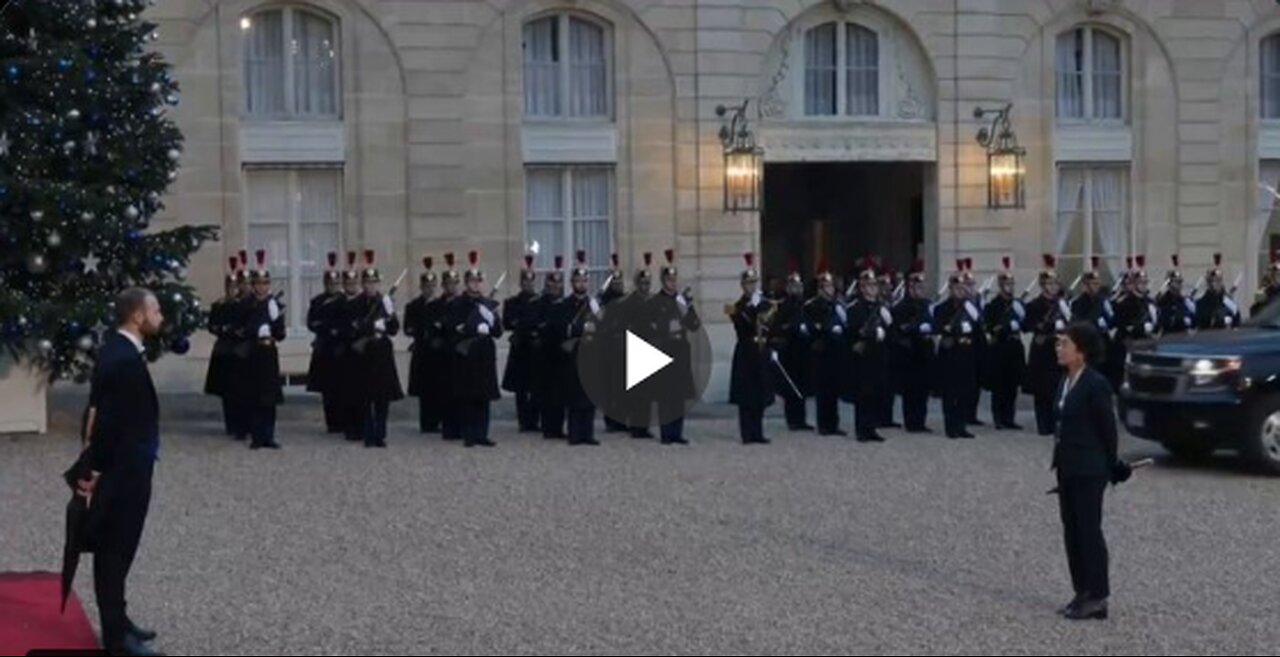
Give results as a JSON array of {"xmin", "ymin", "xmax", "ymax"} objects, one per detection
[{"xmin": 60, "ymin": 454, "xmax": 95, "ymax": 613}]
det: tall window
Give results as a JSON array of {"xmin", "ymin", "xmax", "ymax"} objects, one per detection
[
  {"xmin": 804, "ymin": 22, "xmax": 879, "ymax": 117},
  {"xmin": 242, "ymin": 8, "xmax": 340, "ymax": 119},
  {"xmin": 1056, "ymin": 27, "xmax": 1123, "ymax": 121},
  {"xmin": 1055, "ymin": 165, "xmax": 1130, "ymax": 281},
  {"xmin": 523, "ymin": 14, "xmax": 611, "ymax": 119},
  {"xmin": 1255, "ymin": 161, "xmax": 1280, "ymax": 276},
  {"xmin": 244, "ymin": 168, "xmax": 342, "ymax": 328},
  {"xmin": 1262, "ymin": 36, "xmax": 1280, "ymax": 119},
  {"xmin": 525, "ymin": 167, "xmax": 613, "ymax": 287}
]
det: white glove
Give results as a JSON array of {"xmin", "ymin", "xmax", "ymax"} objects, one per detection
[
  {"xmin": 374, "ymin": 319, "xmax": 387, "ymax": 333},
  {"xmin": 1143, "ymin": 322, "xmax": 1154, "ymax": 335},
  {"xmin": 1097, "ymin": 317, "xmax": 1108, "ymax": 329},
  {"xmin": 257, "ymin": 324, "xmax": 271, "ymax": 339},
  {"xmin": 1055, "ymin": 319, "xmax": 1066, "ymax": 331},
  {"xmin": 799, "ymin": 324, "xmax": 810, "ymax": 336},
  {"xmin": 832, "ymin": 325, "xmax": 844, "ymax": 336},
  {"xmin": 589, "ymin": 298, "xmax": 601, "ymax": 316},
  {"xmin": 478, "ymin": 304, "xmax": 495, "ymax": 325},
  {"xmin": 750, "ymin": 291, "xmax": 763, "ymax": 308},
  {"xmin": 583, "ymin": 321, "xmax": 596, "ymax": 334},
  {"xmin": 478, "ymin": 322, "xmax": 491, "ymax": 336},
  {"xmin": 1184, "ymin": 317, "xmax": 1193, "ymax": 327},
  {"xmin": 961, "ymin": 321, "xmax": 972, "ymax": 335},
  {"xmin": 669, "ymin": 319, "xmax": 682, "ymax": 333},
  {"xmin": 880, "ymin": 307, "xmax": 893, "ymax": 325},
  {"xmin": 875, "ymin": 327, "xmax": 886, "ymax": 342},
  {"xmin": 919, "ymin": 323, "xmax": 932, "ymax": 334},
  {"xmin": 268, "ymin": 299, "xmax": 280, "ymax": 321},
  {"xmin": 676, "ymin": 294, "xmax": 689, "ymax": 314},
  {"xmin": 381, "ymin": 295, "xmax": 395, "ymax": 315},
  {"xmin": 1010, "ymin": 320, "xmax": 1021, "ymax": 332},
  {"xmin": 1225, "ymin": 316, "xmax": 1234, "ymax": 327}
]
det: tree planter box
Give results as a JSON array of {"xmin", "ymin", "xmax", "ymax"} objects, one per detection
[{"xmin": 0, "ymin": 356, "xmax": 48, "ymax": 435}]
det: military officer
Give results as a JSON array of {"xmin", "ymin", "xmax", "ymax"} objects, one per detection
[
  {"xmin": 501, "ymin": 254, "xmax": 541, "ymax": 433},
  {"xmin": 1022, "ymin": 255, "xmax": 1071, "ymax": 436},
  {"xmin": 1195, "ymin": 253, "xmax": 1242, "ymax": 330},
  {"xmin": 598, "ymin": 253, "xmax": 629, "ymax": 433},
  {"xmin": 1111, "ymin": 256, "xmax": 1159, "ymax": 390},
  {"xmin": 933, "ymin": 261, "xmax": 981, "ymax": 440},
  {"xmin": 890, "ymin": 260, "xmax": 935, "ymax": 434},
  {"xmin": 205, "ymin": 257, "xmax": 243, "ymax": 436},
  {"xmin": 727, "ymin": 253, "xmax": 775, "ymax": 445},
  {"xmin": 445, "ymin": 251, "xmax": 503, "ymax": 447},
  {"xmin": 405, "ymin": 257, "xmax": 444, "ymax": 434},
  {"xmin": 350, "ymin": 251, "xmax": 403, "ymax": 448},
  {"xmin": 555, "ymin": 251, "xmax": 602, "ymax": 446},
  {"xmin": 235, "ymin": 250, "xmax": 286, "ymax": 450},
  {"xmin": 1155, "ymin": 255, "xmax": 1195, "ymax": 335},
  {"xmin": 803, "ymin": 261, "xmax": 847, "ymax": 437},
  {"xmin": 305, "ymin": 252, "xmax": 344, "ymax": 434},
  {"xmin": 844, "ymin": 261, "xmax": 892, "ymax": 443},
  {"xmin": 982, "ymin": 257, "xmax": 1027, "ymax": 431},
  {"xmin": 774, "ymin": 264, "xmax": 812, "ymax": 431},
  {"xmin": 535, "ymin": 257, "xmax": 568, "ymax": 440},
  {"xmin": 439, "ymin": 253, "xmax": 465, "ymax": 440},
  {"xmin": 644, "ymin": 249, "xmax": 701, "ymax": 445},
  {"xmin": 613, "ymin": 253, "xmax": 656, "ymax": 439}
]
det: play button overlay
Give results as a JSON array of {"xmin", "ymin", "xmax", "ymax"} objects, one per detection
[
  {"xmin": 625, "ymin": 330, "xmax": 672, "ymax": 390},
  {"xmin": 577, "ymin": 292, "xmax": 714, "ymax": 428}
]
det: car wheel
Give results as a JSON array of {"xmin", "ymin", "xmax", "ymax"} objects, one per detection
[
  {"xmin": 1161, "ymin": 439, "xmax": 1214, "ymax": 462},
  {"xmin": 1243, "ymin": 397, "xmax": 1280, "ymax": 476}
]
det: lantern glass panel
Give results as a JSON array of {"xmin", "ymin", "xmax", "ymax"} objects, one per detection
[{"xmin": 988, "ymin": 150, "xmax": 1025, "ymax": 209}]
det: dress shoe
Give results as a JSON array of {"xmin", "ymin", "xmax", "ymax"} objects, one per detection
[
  {"xmin": 856, "ymin": 433, "xmax": 886, "ymax": 443},
  {"xmin": 476, "ymin": 440, "xmax": 497, "ymax": 448},
  {"xmin": 107, "ymin": 634, "xmax": 165, "ymax": 657},
  {"xmin": 968, "ymin": 419, "xmax": 986, "ymax": 427},
  {"xmin": 1064, "ymin": 598, "xmax": 1108, "ymax": 620},
  {"xmin": 788, "ymin": 423, "xmax": 816, "ymax": 431},
  {"xmin": 755, "ymin": 437, "xmax": 772, "ymax": 445},
  {"xmin": 958, "ymin": 431, "xmax": 976, "ymax": 439},
  {"xmin": 879, "ymin": 422, "xmax": 902, "ymax": 429},
  {"xmin": 663, "ymin": 438, "xmax": 690, "ymax": 445},
  {"xmin": 1005, "ymin": 422, "xmax": 1024, "ymax": 431},
  {"xmin": 1058, "ymin": 595, "xmax": 1086, "ymax": 616},
  {"xmin": 126, "ymin": 620, "xmax": 157, "ymax": 643},
  {"xmin": 819, "ymin": 429, "xmax": 847, "ymax": 437}
]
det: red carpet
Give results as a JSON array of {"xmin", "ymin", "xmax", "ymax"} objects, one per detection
[{"xmin": 0, "ymin": 572, "xmax": 99, "ymax": 656}]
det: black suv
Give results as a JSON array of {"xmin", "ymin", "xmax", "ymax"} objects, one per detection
[{"xmin": 1120, "ymin": 304, "xmax": 1280, "ymax": 474}]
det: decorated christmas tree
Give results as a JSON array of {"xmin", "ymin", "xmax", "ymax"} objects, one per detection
[{"xmin": 0, "ymin": 0, "xmax": 217, "ymax": 383}]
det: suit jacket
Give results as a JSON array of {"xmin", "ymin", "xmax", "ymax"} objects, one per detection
[
  {"xmin": 1052, "ymin": 367, "xmax": 1119, "ymax": 479},
  {"xmin": 84, "ymin": 332, "xmax": 159, "ymax": 476}
]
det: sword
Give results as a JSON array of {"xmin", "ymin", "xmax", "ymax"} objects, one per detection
[
  {"xmin": 387, "ymin": 268, "xmax": 409, "ymax": 298},
  {"xmin": 1046, "ymin": 458, "xmax": 1155, "ymax": 495},
  {"xmin": 599, "ymin": 272, "xmax": 616, "ymax": 296},
  {"xmin": 770, "ymin": 351, "xmax": 804, "ymax": 400},
  {"xmin": 1229, "ymin": 271, "xmax": 1244, "ymax": 298},
  {"xmin": 489, "ymin": 271, "xmax": 507, "ymax": 299}
]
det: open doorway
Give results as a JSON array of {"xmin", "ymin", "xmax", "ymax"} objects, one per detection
[{"xmin": 761, "ymin": 162, "xmax": 933, "ymax": 288}]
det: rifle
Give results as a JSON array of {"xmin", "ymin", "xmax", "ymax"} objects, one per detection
[
  {"xmin": 352, "ymin": 268, "xmax": 408, "ymax": 353},
  {"xmin": 488, "ymin": 271, "xmax": 507, "ymax": 300}
]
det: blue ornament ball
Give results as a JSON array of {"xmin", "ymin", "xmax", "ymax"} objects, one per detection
[
  {"xmin": 5, "ymin": 65, "xmax": 18, "ymax": 80},
  {"xmin": 170, "ymin": 337, "xmax": 191, "ymax": 355},
  {"xmin": 59, "ymin": 58, "xmax": 73, "ymax": 71}
]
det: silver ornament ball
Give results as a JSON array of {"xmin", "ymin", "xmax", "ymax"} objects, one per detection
[
  {"xmin": 26, "ymin": 254, "xmax": 46, "ymax": 273},
  {"xmin": 87, "ymin": 18, "xmax": 97, "ymax": 28},
  {"xmin": 38, "ymin": 339, "xmax": 54, "ymax": 354},
  {"xmin": 67, "ymin": 109, "xmax": 81, "ymax": 120},
  {"xmin": 30, "ymin": 210, "xmax": 43, "ymax": 221},
  {"xmin": 125, "ymin": 205, "xmax": 140, "ymax": 220},
  {"xmin": 81, "ymin": 211, "xmax": 94, "ymax": 222},
  {"xmin": 78, "ymin": 335, "xmax": 94, "ymax": 351},
  {"xmin": 167, "ymin": 148, "xmax": 180, "ymax": 161},
  {"xmin": 47, "ymin": 231, "xmax": 62, "ymax": 247}
]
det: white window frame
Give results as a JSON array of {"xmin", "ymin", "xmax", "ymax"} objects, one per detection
[
  {"xmin": 524, "ymin": 166, "xmax": 615, "ymax": 286},
  {"xmin": 522, "ymin": 13, "xmax": 614, "ymax": 122},
  {"xmin": 242, "ymin": 166, "xmax": 343, "ymax": 330},
  {"xmin": 1056, "ymin": 26, "xmax": 1125, "ymax": 125},
  {"xmin": 241, "ymin": 6, "xmax": 341, "ymax": 121},
  {"xmin": 802, "ymin": 20, "xmax": 883, "ymax": 119},
  {"xmin": 1055, "ymin": 163, "xmax": 1132, "ymax": 280}
]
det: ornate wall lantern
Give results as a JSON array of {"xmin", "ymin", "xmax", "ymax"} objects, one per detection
[
  {"xmin": 974, "ymin": 104, "xmax": 1026, "ymax": 210},
  {"xmin": 716, "ymin": 100, "xmax": 764, "ymax": 214}
]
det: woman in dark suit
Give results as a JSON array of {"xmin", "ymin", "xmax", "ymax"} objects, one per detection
[{"xmin": 1053, "ymin": 322, "xmax": 1128, "ymax": 621}]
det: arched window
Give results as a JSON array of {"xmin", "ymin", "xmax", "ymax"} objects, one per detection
[
  {"xmin": 804, "ymin": 21, "xmax": 879, "ymax": 117},
  {"xmin": 1056, "ymin": 26, "xmax": 1123, "ymax": 121},
  {"xmin": 241, "ymin": 7, "xmax": 340, "ymax": 119},
  {"xmin": 523, "ymin": 14, "xmax": 611, "ymax": 119}
]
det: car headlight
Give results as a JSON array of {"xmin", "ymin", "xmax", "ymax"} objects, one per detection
[{"xmin": 1188, "ymin": 357, "xmax": 1242, "ymax": 389}]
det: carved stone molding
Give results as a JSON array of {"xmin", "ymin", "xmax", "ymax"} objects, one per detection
[{"xmin": 760, "ymin": 121, "xmax": 937, "ymax": 162}]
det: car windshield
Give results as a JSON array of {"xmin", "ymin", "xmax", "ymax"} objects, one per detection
[{"xmin": 1247, "ymin": 297, "xmax": 1280, "ymax": 328}]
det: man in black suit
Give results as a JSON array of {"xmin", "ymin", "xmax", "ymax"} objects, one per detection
[{"xmin": 77, "ymin": 287, "xmax": 165, "ymax": 656}]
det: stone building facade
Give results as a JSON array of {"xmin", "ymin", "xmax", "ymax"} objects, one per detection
[{"xmin": 140, "ymin": 0, "xmax": 1280, "ymax": 392}]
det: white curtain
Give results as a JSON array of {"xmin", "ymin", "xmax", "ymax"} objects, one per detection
[
  {"xmin": 846, "ymin": 24, "xmax": 878, "ymax": 116},
  {"xmin": 243, "ymin": 10, "xmax": 285, "ymax": 117},
  {"xmin": 805, "ymin": 23, "xmax": 838, "ymax": 116},
  {"xmin": 569, "ymin": 18, "xmax": 607, "ymax": 118},
  {"xmin": 1254, "ymin": 162, "xmax": 1280, "ymax": 267},
  {"xmin": 572, "ymin": 168, "xmax": 613, "ymax": 287},
  {"xmin": 1091, "ymin": 30, "xmax": 1122, "ymax": 120},
  {"xmin": 525, "ymin": 168, "xmax": 564, "ymax": 270},
  {"xmin": 298, "ymin": 169, "xmax": 341, "ymax": 304},
  {"xmin": 1090, "ymin": 167, "xmax": 1128, "ymax": 276},
  {"xmin": 245, "ymin": 169, "xmax": 292, "ymax": 321},
  {"xmin": 1055, "ymin": 167, "xmax": 1085, "ymax": 255},
  {"xmin": 1263, "ymin": 37, "xmax": 1280, "ymax": 120},
  {"xmin": 524, "ymin": 17, "xmax": 561, "ymax": 118},
  {"xmin": 293, "ymin": 11, "xmax": 338, "ymax": 118},
  {"xmin": 1055, "ymin": 30, "xmax": 1084, "ymax": 119}
]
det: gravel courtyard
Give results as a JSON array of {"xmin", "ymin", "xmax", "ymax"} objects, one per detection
[{"xmin": 2, "ymin": 394, "xmax": 1278, "ymax": 655}]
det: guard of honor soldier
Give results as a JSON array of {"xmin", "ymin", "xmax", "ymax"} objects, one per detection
[
  {"xmin": 727, "ymin": 253, "xmax": 776, "ymax": 445},
  {"xmin": 501, "ymin": 254, "xmax": 542, "ymax": 433},
  {"xmin": 208, "ymin": 241, "xmax": 1280, "ymax": 449},
  {"xmin": 446, "ymin": 251, "xmax": 503, "ymax": 448}
]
